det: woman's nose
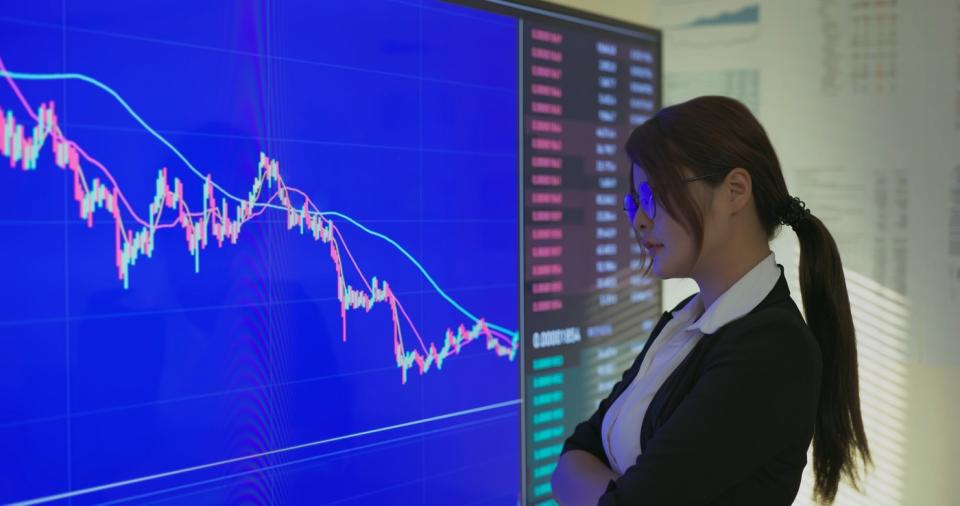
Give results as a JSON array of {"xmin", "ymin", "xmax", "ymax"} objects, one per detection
[{"xmin": 631, "ymin": 210, "xmax": 652, "ymax": 230}]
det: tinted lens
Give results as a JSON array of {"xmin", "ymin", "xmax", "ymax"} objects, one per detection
[{"xmin": 623, "ymin": 192, "xmax": 638, "ymax": 218}]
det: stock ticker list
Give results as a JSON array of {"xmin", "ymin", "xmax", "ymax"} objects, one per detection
[{"xmin": 522, "ymin": 20, "xmax": 663, "ymax": 502}]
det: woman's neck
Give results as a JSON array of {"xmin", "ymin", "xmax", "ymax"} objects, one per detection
[{"xmin": 694, "ymin": 244, "xmax": 772, "ymax": 311}]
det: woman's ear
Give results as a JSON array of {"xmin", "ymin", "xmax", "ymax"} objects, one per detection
[{"xmin": 723, "ymin": 167, "xmax": 753, "ymax": 214}]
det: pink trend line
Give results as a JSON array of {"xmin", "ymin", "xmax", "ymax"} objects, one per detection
[{"xmin": 0, "ymin": 58, "xmax": 518, "ymax": 384}]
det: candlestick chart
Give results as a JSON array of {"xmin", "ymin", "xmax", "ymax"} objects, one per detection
[{"xmin": 0, "ymin": 1, "xmax": 520, "ymax": 504}]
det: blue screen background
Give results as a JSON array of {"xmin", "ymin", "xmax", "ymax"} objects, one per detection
[{"xmin": 0, "ymin": 1, "xmax": 520, "ymax": 504}]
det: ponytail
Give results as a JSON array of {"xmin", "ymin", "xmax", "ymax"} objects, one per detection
[{"xmin": 790, "ymin": 207, "xmax": 872, "ymax": 503}]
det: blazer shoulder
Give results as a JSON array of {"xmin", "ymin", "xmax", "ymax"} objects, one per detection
[{"xmin": 709, "ymin": 302, "xmax": 821, "ymax": 372}]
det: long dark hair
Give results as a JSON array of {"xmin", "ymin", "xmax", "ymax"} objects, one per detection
[{"xmin": 624, "ymin": 96, "xmax": 871, "ymax": 504}]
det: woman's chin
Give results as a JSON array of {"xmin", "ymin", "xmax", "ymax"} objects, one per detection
[{"xmin": 650, "ymin": 254, "xmax": 670, "ymax": 279}]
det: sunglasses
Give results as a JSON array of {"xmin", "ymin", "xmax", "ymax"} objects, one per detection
[{"xmin": 623, "ymin": 172, "xmax": 728, "ymax": 221}]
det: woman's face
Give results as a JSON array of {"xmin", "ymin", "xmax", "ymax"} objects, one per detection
[{"xmin": 629, "ymin": 162, "xmax": 708, "ymax": 279}]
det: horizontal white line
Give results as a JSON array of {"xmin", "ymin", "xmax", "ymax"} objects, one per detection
[
  {"xmin": 97, "ymin": 411, "xmax": 519, "ymax": 506},
  {"xmin": 9, "ymin": 398, "xmax": 521, "ymax": 506}
]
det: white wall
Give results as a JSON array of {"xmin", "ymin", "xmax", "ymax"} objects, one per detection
[{"xmin": 556, "ymin": 0, "xmax": 960, "ymax": 504}]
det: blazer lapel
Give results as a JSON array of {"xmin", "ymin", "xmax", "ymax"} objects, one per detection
[
  {"xmin": 638, "ymin": 266, "xmax": 795, "ymax": 451},
  {"xmin": 605, "ymin": 293, "xmax": 699, "ymax": 416}
]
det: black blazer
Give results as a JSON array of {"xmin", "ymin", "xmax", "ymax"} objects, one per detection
[{"xmin": 560, "ymin": 266, "xmax": 822, "ymax": 505}]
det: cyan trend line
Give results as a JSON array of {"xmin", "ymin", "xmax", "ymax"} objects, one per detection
[{"xmin": 0, "ymin": 67, "xmax": 517, "ymax": 338}]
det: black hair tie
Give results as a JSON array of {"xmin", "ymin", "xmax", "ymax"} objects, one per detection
[{"xmin": 780, "ymin": 196, "xmax": 811, "ymax": 230}]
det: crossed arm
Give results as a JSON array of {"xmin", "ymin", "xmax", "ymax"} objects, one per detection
[{"xmin": 551, "ymin": 449, "xmax": 618, "ymax": 506}]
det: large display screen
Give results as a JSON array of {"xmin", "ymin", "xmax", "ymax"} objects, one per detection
[
  {"xmin": 516, "ymin": 9, "xmax": 661, "ymax": 506},
  {"xmin": 0, "ymin": 2, "xmax": 659, "ymax": 504}
]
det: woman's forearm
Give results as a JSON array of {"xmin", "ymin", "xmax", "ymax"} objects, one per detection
[{"xmin": 551, "ymin": 449, "xmax": 619, "ymax": 506}]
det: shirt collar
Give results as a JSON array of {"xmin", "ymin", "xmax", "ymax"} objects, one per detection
[{"xmin": 678, "ymin": 251, "xmax": 782, "ymax": 335}]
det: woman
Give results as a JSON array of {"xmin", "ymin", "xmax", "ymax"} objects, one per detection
[{"xmin": 550, "ymin": 96, "xmax": 871, "ymax": 505}]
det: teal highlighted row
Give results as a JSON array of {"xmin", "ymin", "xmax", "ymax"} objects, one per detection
[
  {"xmin": 532, "ymin": 408, "xmax": 564, "ymax": 425},
  {"xmin": 532, "ymin": 425, "xmax": 565, "ymax": 443},
  {"xmin": 532, "ymin": 355, "xmax": 564, "ymax": 370},
  {"xmin": 532, "ymin": 390, "xmax": 564, "ymax": 407},
  {"xmin": 533, "ymin": 443, "xmax": 563, "ymax": 461},
  {"xmin": 535, "ymin": 500, "xmax": 559, "ymax": 506},
  {"xmin": 533, "ymin": 481, "xmax": 552, "ymax": 497},
  {"xmin": 533, "ymin": 461, "xmax": 558, "ymax": 479},
  {"xmin": 532, "ymin": 372, "xmax": 564, "ymax": 389}
]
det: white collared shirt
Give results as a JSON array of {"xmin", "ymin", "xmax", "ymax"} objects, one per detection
[{"xmin": 600, "ymin": 251, "xmax": 782, "ymax": 475}]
